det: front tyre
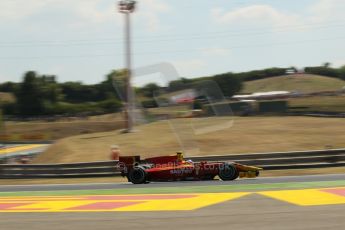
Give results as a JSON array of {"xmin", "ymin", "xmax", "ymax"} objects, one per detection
[
  {"xmin": 128, "ymin": 167, "xmax": 147, "ymax": 184},
  {"xmin": 218, "ymin": 163, "xmax": 239, "ymax": 181},
  {"xmin": 255, "ymin": 171, "xmax": 260, "ymax": 177}
]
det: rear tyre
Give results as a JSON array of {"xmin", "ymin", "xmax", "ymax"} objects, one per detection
[
  {"xmin": 128, "ymin": 167, "xmax": 147, "ymax": 184},
  {"xmin": 218, "ymin": 163, "xmax": 239, "ymax": 181}
]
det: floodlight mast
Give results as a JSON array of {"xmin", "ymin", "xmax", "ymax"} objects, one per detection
[{"xmin": 118, "ymin": 0, "xmax": 136, "ymax": 132}]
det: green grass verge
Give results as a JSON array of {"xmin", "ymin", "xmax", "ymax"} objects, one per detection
[{"xmin": 1, "ymin": 180, "xmax": 345, "ymax": 197}]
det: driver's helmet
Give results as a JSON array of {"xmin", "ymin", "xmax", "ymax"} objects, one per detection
[{"xmin": 176, "ymin": 151, "xmax": 184, "ymax": 161}]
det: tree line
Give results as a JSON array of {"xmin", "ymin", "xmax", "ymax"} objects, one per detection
[
  {"xmin": 0, "ymin": 70, "xmax": 124, "ymax": 117},
  {"xmin": 0, "ymin": 64, "xmax": 344, "ymax": 117},
  {"xmin": 304, "ymin": 64, "xmax": 345, "ymax": 80}
]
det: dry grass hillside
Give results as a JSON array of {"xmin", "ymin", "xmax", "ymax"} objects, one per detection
[
  {"xmin": 33, "ymin": 116, "xmax": 345, "ymax": 164},
  {"xmin": 242, "ymin": 74, "xmax": 345, "ymax": 93},
  {"xmin": 4, "ymin": 120, "xmax": 124, "ymax": 140}
]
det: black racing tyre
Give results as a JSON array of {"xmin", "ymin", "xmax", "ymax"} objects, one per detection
[
  {"xmin": 128, "ymin": 167, "xmax": 147, "ymax": 184},
  {"xmin": 218, "ymin": 163, "xmax": 239, "ymax": 181}
]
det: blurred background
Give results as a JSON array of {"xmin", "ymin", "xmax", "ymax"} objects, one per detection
[{"xmin": 0, "ymin": 0, "xmax": 344, "ymax": 165}]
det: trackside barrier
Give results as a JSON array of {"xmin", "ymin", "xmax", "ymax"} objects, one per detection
[
  {"xmin": 1, "ymin": 149, "xmax": 345, "ymax": 179},
  {"xmin": 0, "ymin": 161, "xmax": 121, "ymax": 179}
]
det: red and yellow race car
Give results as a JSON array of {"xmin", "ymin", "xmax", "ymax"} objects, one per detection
[{"xmin": 119, "ymin": 152, "xmax": 262, "ymax": 184}]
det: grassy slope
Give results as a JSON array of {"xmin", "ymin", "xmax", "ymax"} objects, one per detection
[
  {"xmin": 242, "ymin": 74, "xmax": 345, "ymax": 93},
  {"xmin": 2, "ymin": 113, "xmax": 124, "ymax": 140},
  {"xmin": 4, "ymin": 120, "xmax": 124, "ymax": 140},
  {"xmin": 289, "ymin": 96, "xmax": 345, "ymax": 113},
  {"xmin": 33, "ymin": 116, "xmax": 345, "ymax": 164}
]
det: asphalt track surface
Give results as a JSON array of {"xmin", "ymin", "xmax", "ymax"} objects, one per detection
[
  {"xmin": 1, "ymin": 194, "xmax": 344, "ymax": 230},
  {"xmin": 0, "ymin": 173, "xmax": 344, "ymax": 192},
  {"xmin": 1, "ymin": 174, "xmax": 345, "ymax": 230}
]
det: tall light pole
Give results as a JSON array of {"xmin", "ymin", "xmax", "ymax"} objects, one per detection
[{"xmin": 118, "ymin": 0, "xmax": 136, "ymax": 132}]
